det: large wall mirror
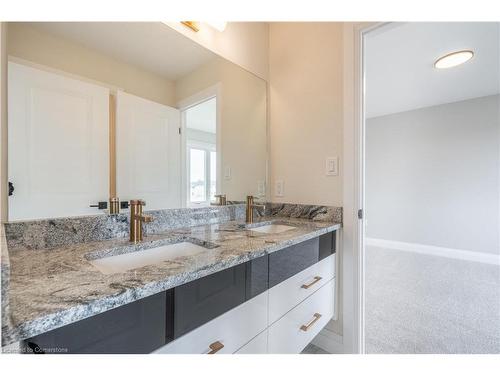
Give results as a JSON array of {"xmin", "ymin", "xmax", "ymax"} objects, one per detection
[{"xmin": 6, "ymin": 22, "xmax": 267, "ymax": 220}]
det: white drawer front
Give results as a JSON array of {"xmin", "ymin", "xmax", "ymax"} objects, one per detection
[
  {"xmin": 154, "ymin": 291, "xmax": 268, "ymax": 354},
  {"xmin": 268, "ymin": 279, "xmax": 334, "ymax": 354},
  {"xmin": 269, "ymin": 254, "xmax": 335, "ymax": 324},
  {"xmin": 234, "ymin": 329, "xmax": 268, "ymax": 354}
]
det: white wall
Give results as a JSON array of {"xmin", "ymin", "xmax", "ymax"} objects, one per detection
[
  {"xmin": 269, "ymin": 22, "xmax": 343, "ymax": 206},
  {"xmin": 165, "ymin": 22, "xmax": 269, "ymax": 81},
  {"xmin": 366, "ymin": 95, "xmax": 500, "ymax": 255}
]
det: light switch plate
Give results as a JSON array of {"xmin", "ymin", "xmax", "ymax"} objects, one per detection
[
  {"xmin": 275, "ymin": 180, "xmax": 284, "ymax": 197},
  {"xmin": 224, "ymin": 166, "xmax": 231, "ymax": 180},
  {"xmin": 326, "ymin": 157, "xmax": 339, "ymax": 176}
]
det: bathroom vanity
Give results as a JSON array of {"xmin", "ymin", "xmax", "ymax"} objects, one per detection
[{"xmin": 1, "ymin": 205, "xmax": 340, "ymax": 354}]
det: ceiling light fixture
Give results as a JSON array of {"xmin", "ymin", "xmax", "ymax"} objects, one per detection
[{"xmin": 434, "ymin": 50, "xmax": 474, "ymax": 69}]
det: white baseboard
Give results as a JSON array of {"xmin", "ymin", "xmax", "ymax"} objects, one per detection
[{"xmin": 366, "ymin": 238, "xmax": 500, "ymax": 266}]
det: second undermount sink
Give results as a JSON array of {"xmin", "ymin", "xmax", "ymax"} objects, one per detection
[
  {"xmin": 249, "ymin": 224, "xmax": 296, "ymax": 234},
  {"xmin": 89, "ymin": 242, "xmax": 209, "ymax": 275}
]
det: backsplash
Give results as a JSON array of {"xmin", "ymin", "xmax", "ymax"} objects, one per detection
[
  {"xmin": 3, "ymin": 203, "xmax": 342, "ymax": 252},
  {"xmin": 4, "ymin": 205, "xmax": 246, "ymax": 251},
  {"xmin": 266, "ymin": 203, "xmax": 342, "ymax": 223}
]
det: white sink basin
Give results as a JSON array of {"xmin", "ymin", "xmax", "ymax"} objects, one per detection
[
  {"xmin": 89, "ymin": 242, "xmax": 208, "ymax": 274},
  {"xmin": 249, "ymin": 224, "xmax": 295, "ymax": 234}
]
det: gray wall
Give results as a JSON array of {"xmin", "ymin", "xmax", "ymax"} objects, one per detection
[{"xmin": 366, "ymin": 95, "xmax": 499, "ymax": 254}]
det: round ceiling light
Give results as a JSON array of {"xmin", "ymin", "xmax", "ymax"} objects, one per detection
[{"xmin": 434, "ymin": 50, "xmax": 474, "ymax": 69}]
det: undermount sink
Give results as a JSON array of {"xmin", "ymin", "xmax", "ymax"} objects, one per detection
[
  {"xmin": 89, "ymin": 242, "xmax": 209, "ymax": 274},
  {"xmin": 249, "ymin": 224, "xmax": 296, "ymax": 234}
]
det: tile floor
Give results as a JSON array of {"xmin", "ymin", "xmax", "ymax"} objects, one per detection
[
  {"xmin": 365, "ymin": 245, "xmax": 500, "ymax": 353},
  {"xmin": 301, "ymin": 343, "xmax": 330, "ymax": 354}
]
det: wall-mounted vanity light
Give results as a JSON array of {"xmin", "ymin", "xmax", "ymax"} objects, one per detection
[
  {"xmin": 434, "ymin": 50, "xmax": 474, "ymax": 69},
  {"xmin": 181, "ymin": 21, "xmax": 227, "ymax": 32},
  {"xmin": 181, "ymin": 21, "xmax": 200, "ymax": 32}
]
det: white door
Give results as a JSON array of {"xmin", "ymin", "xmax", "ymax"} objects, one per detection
[
  {"xmin": 8, "ymin": 62, "xmax": 109, "ymax": 221},
  {"xmin": 116, "ymin": 91, "xmax": 181, "ymax": 210}
]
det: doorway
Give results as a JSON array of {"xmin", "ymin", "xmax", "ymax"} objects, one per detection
[
  {"xmin": 180, "ymin": 93, "xmax": 220, "ymax": 207},
  {"xmin": 362, "ymin": 22, "xmax": 500, "ymax": 353}
]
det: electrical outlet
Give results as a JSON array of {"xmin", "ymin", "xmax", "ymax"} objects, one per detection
[
  {"xmin": 257, "ymin": 180, "xmax": 266, "ymax": 197},
  {"xmin": 224, "ymin": 166, "xmax": 231, "ymax": 180},
  {"xmin": 326, "ymin": 157, "xmax": 339, "ymax": 176},
  {"xmin": 275, "ymin": 180, "xmax": 284, "ymax": 197}
]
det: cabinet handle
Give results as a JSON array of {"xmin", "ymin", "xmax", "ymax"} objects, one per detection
[
  {"xmin": 301, "ymin": 276, "xmax": 322, "ymax": 289},
  {"xmin": 207, "ymin": 340, "xmax": 224, "ymax": 354},
  {"xmin": 300, "ymin": 313, "xmax": 322, "ymax": 332}
]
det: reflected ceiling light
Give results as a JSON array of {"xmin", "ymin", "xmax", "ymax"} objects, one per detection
[
  {"xmin": 181, "ymin": 21, "xmax": 199, "ymax": 32},
  {"xmin": 434, "ymin": 50, "xmax": 474, "ymax": 69},
  {"xmin": 206, "ymin": 21, "xmax": 227, "ymax": 32}
]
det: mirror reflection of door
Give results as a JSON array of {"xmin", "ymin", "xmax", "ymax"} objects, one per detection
[
  {"xmin": 116, "ymin": 91, "xmax": 181, "ymax": 210},
  {"xmin": 183, "ymin": 97, "xmax": 218, "ymax": 207},
  {"xmin": 8, "ymin": 62, "xmax": 110, "ymax": 220}
]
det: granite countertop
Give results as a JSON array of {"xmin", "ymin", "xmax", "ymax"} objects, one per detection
[{"xmin": 1, "ymin": 216, "xmax": 340, "ymax": 346}]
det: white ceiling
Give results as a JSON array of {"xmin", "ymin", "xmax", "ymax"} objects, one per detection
[
  {"xmin": 25, "ymin": 22, "xmax": 217, "ymax": 81},
  {"xmin": 186, "ymin": 98, "xmax": 217, "ymax": 133},
  {"xmin": 365, "ymin": 22, "xmax": 500, "ymax": 118}
]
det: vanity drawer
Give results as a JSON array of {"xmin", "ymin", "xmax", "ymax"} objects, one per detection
[
  {"xmin": 269, "ymin": 254, "xmax": 335, "ymax": 324},
  {"xmin": 155, "ymin": 291, "xmax": 268, "ymax": 354},
  {"xmin": 268, "ymin": 279, "xmax": 334, "ymax": 354},
  {"xmin": 269, "ymin": 237, "xmax": 319, "ymax": 288},
  {"xmin": 234, "ymin": 329, "xmax": 268, "ymax": 354}
]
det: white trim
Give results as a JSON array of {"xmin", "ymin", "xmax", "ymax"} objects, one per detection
[
  {"xmin": 177, "ymin": 84, "xmax": 222, "ymax": 208},
  {"xmin": 366, "ymin": 238, "xmax": 500, "ymax": 266},
  {"xmin": 341, "ymin": 22, "xmax": 386, "ymax": 355}
]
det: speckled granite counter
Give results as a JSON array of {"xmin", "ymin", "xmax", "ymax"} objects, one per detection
[{"xmin": 2, "ymin": 215, "xmax": 340, "ymax": 346}]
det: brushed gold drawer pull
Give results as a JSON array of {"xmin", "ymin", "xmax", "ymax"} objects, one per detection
[
  {"xmin": 300, "ymin": 313, "xmax": 322, "ymax": 332},
  {"xmin": 301, "ymin": 276, "xmax": 322, "ymax": 289},
  {"xmin": 207, "ymin": 341, "xmax": 224, "ymax": 354}
]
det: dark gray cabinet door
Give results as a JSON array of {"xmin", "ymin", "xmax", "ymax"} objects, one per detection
[
  {"xmin": 173, "ymin": 255, "xmax": 269, "ymax": 339},
  {"xmin": 245, "ymin": 254, "xmax": 269, "ymax": 299},
  {"xmin": 268, "ymin": 237, "xmax": 320, "ymax": 288},
  {"xmin": 173, "ymin": 263, "xmax": 247, "ymax": 338},
  {"xmin": 319, "ymin": 231, "xmax": 336, "ymax": 260},
  {"xmin": 24, "ymin": 291, "xmax": 167, "ymax": 354}
]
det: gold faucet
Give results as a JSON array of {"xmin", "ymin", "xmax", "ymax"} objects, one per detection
[
  {"xmin": 213, "ymin": 194, "xmax": 227, "ymax": 206},
  {"xmin": 129, "ymin": 200, "xmax": 154, "ymax": 243},
  {"xmin": 246, "ymin": 195, "xmax": 266, "ymax": 224}
]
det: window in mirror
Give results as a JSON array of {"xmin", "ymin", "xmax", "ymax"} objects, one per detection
[{"xmin": 189, "ymin": 148, "xmax": 206, "ymax": 203}]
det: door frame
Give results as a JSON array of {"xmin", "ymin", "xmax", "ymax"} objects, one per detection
[
  {"xmin": 342, "ymin": 21, "xmax": 388, "ymax": 354},
  {"xmin": 177, "ymin": 83, "xmax": 222, "ymax": 208}
]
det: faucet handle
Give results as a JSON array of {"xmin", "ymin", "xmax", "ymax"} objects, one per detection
[
  {"xmin": 140, "ymin": 215, "xmax": 154, "ymax": 223},
  {"xmin": 130, "ymin": 199, "xmax": 146, "ymax": 206}
]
